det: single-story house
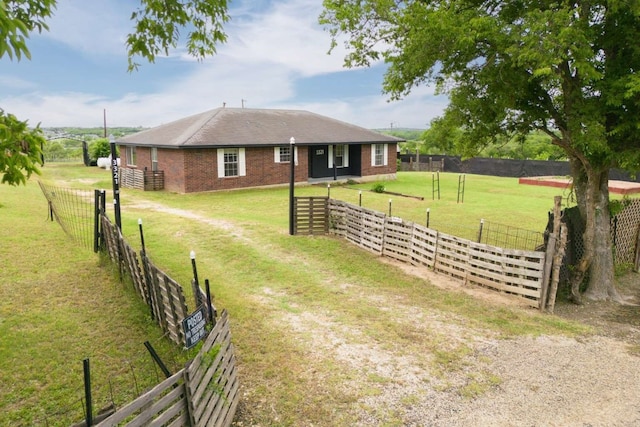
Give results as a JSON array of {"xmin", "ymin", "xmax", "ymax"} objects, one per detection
[{"xmin": 115, "ymin": 107, "xmax": 402, "ymax": 193}]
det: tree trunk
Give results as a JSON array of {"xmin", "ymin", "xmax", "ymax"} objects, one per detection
[{"xmin": 569, "ymin": 158, "xmax": 622, "ymax": 302}]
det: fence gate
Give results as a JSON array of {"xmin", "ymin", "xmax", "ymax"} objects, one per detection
[{"xmin": 294, "ymin": 197, "xmax": 329, "ymax": 235}]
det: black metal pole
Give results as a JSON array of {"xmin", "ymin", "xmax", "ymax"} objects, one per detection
[
  {"xmin": 83, "ymin": 358, "xmax": 93, "ymax": 427},
  {"xmin": 333, "ymin": 144, "xmax": 337, "ymax": 181},
  {"xmin": 138, "ymin": 219, "xmax": 146, "ymax": 253},
  {"xmin": 426, "ymin": 208, "xmax": 430, "ymax": 228},
  {"xmin": 205, "ymin": 279, "xmax": 216, "ymax": 326},
  {"xmin": 289, "ymin": 137, "xmax": 296, "ymax": 236},
  {"xmin": 478, "ymin": 219, "xmax": 484, "ymax": 243},
  {"xmin": 190, "ymin": 251, "xmax": 199, "ymax": 290},
  {"xmin": 93, "ymin": 190, "xmax": 100, "ymax": 253},
  {"xmin": 144, "ymin": 341, "xmax": 172, "ymax": 378},
  {"xmin": 359, "ymin": 190, "xmax": 362, "ymax": 207},
  {"xmin": 388, "ymin": 199, "xmax": 392, "ymax": 216},
  {"xmin": 327, "ymin": 183, "xmax": 331, "ymax": 198},
  {"xmin": 109, "ymin": 136, "xmax": 121, "ymax": 230}
]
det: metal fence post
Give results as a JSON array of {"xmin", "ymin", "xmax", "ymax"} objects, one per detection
[{"xmin": 83, "ymin": 359, "xmax": 92, "ymax": 427}]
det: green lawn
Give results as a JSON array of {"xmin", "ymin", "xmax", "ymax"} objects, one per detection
[{"xmin": 1, "ymin": 163, "xmax": 589, "ymax": 426}]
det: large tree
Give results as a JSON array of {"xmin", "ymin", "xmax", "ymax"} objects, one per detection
[
  {"xmin": 0, "ymin": 0, "xmax": 229, "ymax": 185},
  {"xmin": 320, "ymin": 0, "xmax": 640, "ymax": 302}
]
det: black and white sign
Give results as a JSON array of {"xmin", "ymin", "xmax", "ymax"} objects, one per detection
[{"xmin": 183, "ymin": 306, "xmax": 208, "ymax": 349}]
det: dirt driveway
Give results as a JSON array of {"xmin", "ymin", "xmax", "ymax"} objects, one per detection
[{"xmin": 131, "ymin": 201, "xmax": 640, "ymax": 426}]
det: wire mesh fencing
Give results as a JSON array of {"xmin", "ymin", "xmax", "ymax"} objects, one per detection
[
  {"xmin": 426, "ymin": 218, "xmax": 545, "ymax": 252},
  {"xmin": 38, "ymin": 181, "xmax": 96, "ymax": 251}
]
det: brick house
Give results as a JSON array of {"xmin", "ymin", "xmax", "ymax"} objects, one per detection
[{"xmin": 115, "ymin": 107, "xmax": 401, "ymax": 193}]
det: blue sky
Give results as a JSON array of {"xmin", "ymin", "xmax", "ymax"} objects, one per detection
[{"xmin": 0, "ymin": 0, "xmax": 448, "ymax": 130}]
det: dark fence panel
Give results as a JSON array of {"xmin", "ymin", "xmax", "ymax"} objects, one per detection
[{"xmin": 399, "ymin": 155, "xmax": 640, "ymax": 182}]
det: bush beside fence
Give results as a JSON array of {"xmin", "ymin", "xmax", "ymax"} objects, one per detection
[{"xmin": 329, "ymin": 199, "xmax": 545, "ymax": 308}]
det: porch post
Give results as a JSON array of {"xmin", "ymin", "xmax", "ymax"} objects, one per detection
[{"xmin": 289, "ymin": 137, "xmax": 296, "ymax": 236}]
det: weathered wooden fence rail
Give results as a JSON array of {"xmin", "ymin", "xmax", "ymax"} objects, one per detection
[
  {"xmin": 329, "ymin": 199, "xmax": 546, "ymax": 308},
  {"xmin": 120, "ymin": 168, "xmax": 165, "ymax": 191},
  {"xmin": 294, "ymin": 196, "xmax": 329, "ymax": 235},
  {"xmin": 96, "ymin": 310, "xmax": 238, "ymax": 427},
  {"xmin": 97, "ymin": 213, "xmax": 239, "ymax": 426},
  {"xmin": 101, "ymin": 214, "xmax": 190, "ymax": 347}
]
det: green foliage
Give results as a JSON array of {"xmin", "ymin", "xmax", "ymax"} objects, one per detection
[
  {"xmin": 320, "ymin": 0, "xmax": 640, "ymax": 172},
  {"xmin": 0, "ymin": 1, "xmax": 229, "ymax": 183},
  {"xmin": 0, "ymin": 109, "xmax": 45, "ymax": 185},
  {"xmin": 126, "ymin": 0, "xmax": 230, "ymax": 71},
  {"xmin": 0, "ymin": 0, "xmax": 56, "ymax": 61},
  {"xmin": 609, "ymin": 196, "xmax": 632, "ymax": 217},
  {"xmin": 89, "ymin": 138, "xmax": 115, "ymax": 160},
  {"xmin": 371, "ymin": 182, "xmax": 386, "ymax": 193},
  {"xmin": 320, "ymin": 0, "xmax": 640, "ymax": 296}
]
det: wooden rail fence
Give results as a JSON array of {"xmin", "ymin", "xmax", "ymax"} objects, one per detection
[
  {"xmin": 98, "ymin": 213, "xmax": 239, "ymax": 425},
  {"xmin": 294, "ymin": 197, "xmax": 329, "ymax": 235},
  {"xmin": 329, "ymin": 199, "xmax": 546, "ymax": 308},
  {"xmin": 120, "ymin": 168, "xmax": 165, "ymax": 191},
  {"xmin": 96, "ymin": 310, "xmax": 238, "ymax": 427},
  {"xmin": 101, "ymin": 214, "xmax": 189, "ymax": 347}
]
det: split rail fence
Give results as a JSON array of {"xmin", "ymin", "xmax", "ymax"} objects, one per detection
[{"xmin": 327, "ymin": 199, "xmax": 547, "ymax": 308}]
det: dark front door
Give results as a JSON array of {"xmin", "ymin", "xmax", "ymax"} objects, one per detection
[{"xmin": 309, "ymin": 145, "xmax": 331, "ymax": 178}]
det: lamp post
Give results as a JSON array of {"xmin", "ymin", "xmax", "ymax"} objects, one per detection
[
  {"xmin": 109, "ymin": 134, "xmax": 121, "ymax": 230},
  {"xmin": 289, "ymin": 137, "xmax": 296, "ymax": 236}
]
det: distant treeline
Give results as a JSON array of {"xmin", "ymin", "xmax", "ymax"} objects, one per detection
[{"xmin": 42, "ymin": 127, "xmax": 147, "ymax": 162}]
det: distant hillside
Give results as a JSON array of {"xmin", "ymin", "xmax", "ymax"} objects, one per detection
[
  {"xmin": 43, "ymin": 127, "xmax": 147, "ymax": 140},
  {"xmin": 375, "ymin": 128, "xmax": 424, "ymax": 141},
  {"xmin": 41, "ymin": 127, "xmax": 148, "ymax": 162}
]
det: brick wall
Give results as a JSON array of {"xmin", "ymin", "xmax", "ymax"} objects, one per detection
[
  {"xmin": 121, "ymin": 144, "xmax": 396, "ymax": 193},
  {"xmin": 183, "ymin": 146, "xmax": 309, "ymax": 193},
  {"xmin": 124, "ymin": 146, "xmax": 186, "ymax": 193},
  {"xmin": 360, "ymin": 143, "xmax": 397, "ymax": 177}
]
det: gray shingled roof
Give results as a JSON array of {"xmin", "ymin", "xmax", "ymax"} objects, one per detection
[{"xmin": 116, "ymin": 107, "xmax": 403, "ymax": 147}]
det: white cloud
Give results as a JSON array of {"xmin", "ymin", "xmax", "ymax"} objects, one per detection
[
  {"xmin": 42, "ymin": 0, "xmax": 131, "ymax": 57},
  {"xmin": 223, "ymin": 0, "xmax": 348, "ymax": 76},
  {"xmin": 0, "ymin": 0, "xmax": 448, "ymax": 130}
]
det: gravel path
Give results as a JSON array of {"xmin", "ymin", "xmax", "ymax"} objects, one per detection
[{"xmin": 130, "ymin": 200, "xmax": 640, "ymax": 426}]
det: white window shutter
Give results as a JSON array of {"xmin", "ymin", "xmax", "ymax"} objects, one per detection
[
  {"xmin": 239, "ymin": 148, "xmax": 246, "ymax": 176},
  {"xmin": 383, "ymin": 144, "xmax": 388, "ymax": 166},
  {"xmin": 343, "ymin": 145, "xmax": 349, "ymax": 167},
  {"xmin": 217, "ymin": 149, "xmax": 225, "ymax": 178},
  {"xmin": 274, "ymin": 147, "xmax": 280, "ymax": 163},
  {"xmin": 328, "ymin": 145, "xmax": 333, "ymax": 168},
  {"xmin": 371, "ymin": 145, "xmax": 376, "ymax": 166}
]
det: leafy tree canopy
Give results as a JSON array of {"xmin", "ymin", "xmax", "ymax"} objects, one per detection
[
  {"xmin": 0, "ymin": 0, "xmax": 230, "ymax": 185},
  {"xmin": 321, "ymin": 0, "xmax": 640, "ymax": 301},
  {"xmin": 320, "ymin": 0, "xmax": 640, "ymax": 171}
]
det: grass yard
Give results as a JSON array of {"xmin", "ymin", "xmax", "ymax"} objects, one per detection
[
  {"xmin": 2, "ymin": 163, "xmax": 592, "ymax": 426},
  {"xmin": 0, "ymin": 171, "xmax": 196, "ymax": 426}
]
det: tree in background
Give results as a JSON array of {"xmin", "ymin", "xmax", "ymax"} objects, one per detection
[
  {"xmin": 321, "ymin": 0, "xmax": 640, "ymax": 303},
  {"xmin": 88, "ymin": 138, "xmax": 115, "ymax": 161},
  {"xmin": 0, "ymin": 0, "xmax": 230, "ymax": 185}
]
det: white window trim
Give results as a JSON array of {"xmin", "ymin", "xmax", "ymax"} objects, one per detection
[
  {"xmin": 151, "ymin": 147, "xmax": 158, "ymax": 172},
  {"xmin": 371, "ymin": 144, "xmax": 388, "ymax": 167},
  {"xmin": 328, "ymin": 144, "xmax": 349, "ymax": 168},
  {"xmin": 274, "ymin": 146, "xmax": 298, "ymax": 164},
  {"xmin": 217, "ymin": 148, "xmax": 246, "ymax": 178},
  {"xmin": 126, "ymin": 146, "xmax": 136, "ymax": 167}
]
